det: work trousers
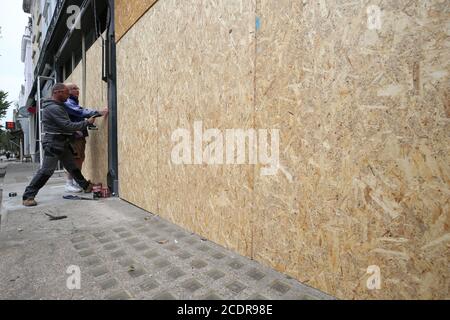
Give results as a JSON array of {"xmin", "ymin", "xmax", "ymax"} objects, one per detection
[{"xmin": 23, "ymin": 134, "xmax": 90, "ymax": 200}]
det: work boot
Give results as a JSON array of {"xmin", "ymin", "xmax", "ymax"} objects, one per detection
[
  {"xmin": 65, "ymin": 179, "xmax": 82, "ymax": 193},
  {"xmin": 23, "ymin": 198, "xmax": 37, "ymax": 207}
]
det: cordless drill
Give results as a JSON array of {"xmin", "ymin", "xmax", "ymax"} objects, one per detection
[{"xmin": 87, "ymin": 112, "xmax": 103, "ymax": 130}]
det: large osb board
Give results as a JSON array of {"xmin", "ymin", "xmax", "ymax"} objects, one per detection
[
  {"xmin": 116, "ymin": 0, "xmax": 256, "ymax": 256},
  {"xmin": 83, "ymin": 39, "xmax": 108, "ymax": 186},
  {"xmin": 66, "ymin": 60, "xmax": 82, "ymax": 85},
  {"xmin": 253, "ymin": 0, "xmax": 449, "ymax": 300},
  {"xmin": 116, "ymin": 7, "xmax": 159, "ymax": 214},
  {"xmin": 156, "ymin": 0, "xmax": 256, "ymax": 255},
  {"xmin": 115, "ymin": 0, "xmax": 158, "ymax": 42}
]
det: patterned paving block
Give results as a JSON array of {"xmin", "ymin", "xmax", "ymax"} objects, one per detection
[
  {"xmin": 85, "ymin": 256, "xmax": 102, "ymax": 267},
  {"xmin": 99, "ymin": 278, "xmax": 118, "ymax": 290},
  {"xmin": 125, "ymin": 237, "xmax": 140, "ymax": 245},
  {"xmin": 284, "ymin": 292, "xmax": 317, "ymax": 300},
  {"xmin": 112, "ymin": 227, "xmax": 127, "ymax": 233},
  {"xmin": 173, "ymin": 232, "xmax": 188, "ymax": 239},
  {"xmin": 92, "ymin": 232, "xmax": 107, "ymax": 238},
  {"xmin": 181, "ymin": 279, "xmax": 203, "ymax": 292},
  {"xmin": 139, "ymin": 278, "xmax": 159, "ymax": 292},
  {"xmin": 190, "ymin": 260, "xmax": 208, "ymax": 269},
  {"xmin": 90, "ymin": 266, "xmax": 109, "ymax": 278},
  {"xmin": 119, "ymin": 232, "xmax": 133, "ymax": 239},
  {"xmin": 110, "ymin": 249, "xmax": 127, "ymax": 259},
  {"xmin": 130, "ymin": 222, "xmax": 143, "ymax": 228},
  {"xmin": 184, "ymin": 238, "xmax": 199, "ymax": 245},
  {"xmin": 246, "ymin": 268, "xmax": 266, "ymax": 281},
  {"xmin": 119, "ymin": 258, "xmax": 136, "ymax": 268},
  {"xmin": 143, "ymin": 251, "xmax": 159, "ymax": 260},
  {"xmin": 228, "ymin": 259, "xmax": 245, "ymax": 270},
  {"xmin": 247, "ymin": 294, "xmax": 268, "ymax": 300},
  {"xmin": 79, "ymin": 249, "xmax": 95, "ymax": 257},
  {"xmin": 103, "ymin": 243, "xmax": 119, "ymax": 251},
  {"xmin": 164, "ymin": 244, "xmax": 180, "ymax": 252},
  {"xmin": 201, "ymin": 292, "xmax": 223, "ymax": 300},
  {"xmin": 163, "ymin": 228, "xmax": 177, "ymax": 234},
  {"xmin": 167, "ymin": 267, "xmax": 186, "ymax": 280},
  {"xmin": 146, "ymin": 232, "xmax": 160, "ymax": 239},
  {"xmin": 136, "ymin": 228, "xmax": 150, "ymax": 234},
  {"xmin": 206, "ymin": 269, "xmax": 225, "ymax": 281},
  {"xmin": 153, "ymin": 258, "xmax": 170, "ymax": 269},
  {"xmin": 105, "ymin": 290, "xmax": 132, "ymax": 300},
  {"xmin": 176, "ymin": 251, "xmax": 192, "ymax": 260},
  {"xmin": 153, "ymin": 291, "xmax": 176, "ymax": 300},
  {"xmin": 98, "ymin": 237, "xmax": 114, "ymax": 244},
  {"xmin": 196, "ymin": 244, "xmax": 210, "ymax": 252},
  {"xmin": 269, "ymin": 280, "xmax": 291, "ymax": 294},
  {"xmin": 133, "ymin": 243, "xmax": 150, "ymax": 251},
  {"xmin": 154, "ymin": 223, "xmax": 169, "ymax": 229},
  {"xmin": 210, "ymin": 251, "xmax": 226, "ymax": 260},
  {"xmin": 71, "ymin": 236, "xmax": 86, "ymax": 244},
  {"xmin": 226, "ymin": 281, "xmax": 247, "ymax": 294},
  {"xmin": 73, "ymin": 242, "xmax": 90, "ymax": 250}
]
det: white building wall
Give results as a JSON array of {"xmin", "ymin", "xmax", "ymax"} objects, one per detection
[{"xmin": 21, "ymin": 0, "xmax": 59, "ymax": 162}]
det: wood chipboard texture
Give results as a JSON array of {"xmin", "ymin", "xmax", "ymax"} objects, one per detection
[
  {"xmin": 254, "ymin": 0, "xmax": 449, "ymax": 299},
  {"xmin": 83, "ymin": 38, "xmax": 108, "ymax": 186},
  {"xmin": 115, "ymin": 0, "xmax": 449, "ymax": 299},
  {"xmin": 115, "ymin": 0, "xmax": 158, "ymax": 42},
  {"xmin": 116, "ymin": 7, "xmax": 159, "ymax": 214},
  {"xmin": 117, "ymin": 0, "xmax": 256, "ymax": 256},
  {"xmin": 66, "ymin": 60, "xmax": 82, "ymax": 85}
]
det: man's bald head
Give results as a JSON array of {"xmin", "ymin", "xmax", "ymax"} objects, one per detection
[
  {"xmin": 52, "ymin": 83, "xmax": 70, "ymax": 102},
  {"xmin": 65, "ymin": 83, "xmax": 80, "ymax": 98},
  {"xmin": 52, "ymin": 83, "xmax": 67, "ymax": 93}
]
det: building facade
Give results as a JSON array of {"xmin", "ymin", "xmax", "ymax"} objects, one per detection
[{"xmin": 20, "ymin": 0, "xmax": 59, "ymax": 161}]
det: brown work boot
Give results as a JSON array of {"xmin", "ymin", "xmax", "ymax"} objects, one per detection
[
  {"xmin": 23, "ymin": 198, "xmax": 37, "ymax": 207},
  {"xmin": 84, "ymin": 181, "xmax": 94, "ymax": 193}
]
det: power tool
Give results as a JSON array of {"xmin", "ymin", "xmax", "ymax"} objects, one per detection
[{"xmin": 87, "ymin": 112, "xmax": 103, "ymax": 130}]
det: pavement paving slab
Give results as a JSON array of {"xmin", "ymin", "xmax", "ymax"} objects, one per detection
[{"xmin": 0, "ymin": 162, "xmax": 334, "ymax": 300}]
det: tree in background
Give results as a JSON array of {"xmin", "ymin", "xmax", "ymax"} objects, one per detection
[
  {"xmin": 0, "ymin": 91, "xmax": 12, "ymax": 152},
  {"xmin": 0, "ymin": 90, "xmax": 11, "ymax": 123}
]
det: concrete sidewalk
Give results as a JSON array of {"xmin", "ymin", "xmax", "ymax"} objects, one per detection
[{"xmin": 0, "ymin": 162, "xmax": 334, "ymax": 300}]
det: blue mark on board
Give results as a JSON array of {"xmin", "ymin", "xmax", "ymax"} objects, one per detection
[{"xmin": 256, "ymin": 17, "xmax": 261, "ymax": 31}]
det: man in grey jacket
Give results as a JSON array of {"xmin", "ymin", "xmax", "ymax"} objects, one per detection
[{"xmin": 22, "ymin": 83, "xmax": 97, "ymax": 206}]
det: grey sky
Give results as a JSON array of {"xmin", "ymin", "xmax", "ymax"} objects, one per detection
[{"xmin": 0, "ymin": 1, "xmax": 29, "ymax": 126}]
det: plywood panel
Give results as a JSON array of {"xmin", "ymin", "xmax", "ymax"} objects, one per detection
[
  {"xmin": 116, "ymin": 8, "xmax": 159, "ymax": 214},
  {"xmin": 83, "ymin": 38, "xmax": 108, "ymax": 186},
  {"xmin": 115, "ymin": 0, "xmax": 449, "ymax": 299},
  {"xmin": 115, "ymin": 0, "xmax": 158, "ymax": 42},
  {"xmin": 253, "ymin": 0, "xmax": 450, "ymax": 299},
  {"xmin": 117, "ymin": 0, "xmax": 256, "ymax": 256},
  {"xmin": 156, "ymin": 0, "xmax": 256, "ymax": 255},
  {"xmin": 68, "ymin": 60, "xmax": 82, "ymax": 85}
]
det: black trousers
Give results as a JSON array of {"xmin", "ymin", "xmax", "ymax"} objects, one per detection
[{"xmin": 23, "ymin": 135, "xmax": 90, "ymax": 200}]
